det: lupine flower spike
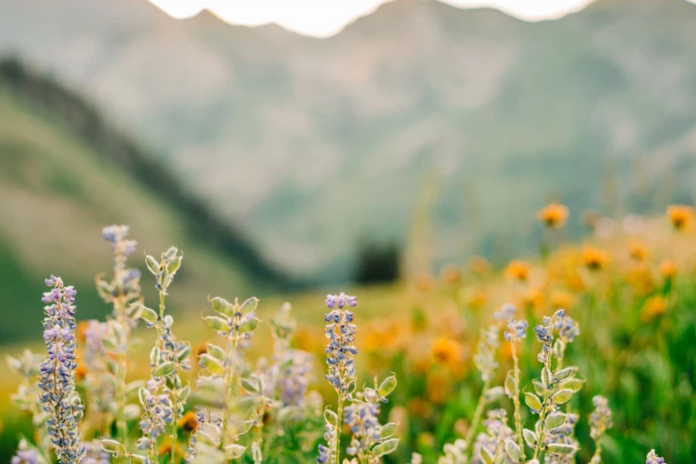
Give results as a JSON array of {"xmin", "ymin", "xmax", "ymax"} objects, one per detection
[{"xmin": 39, "ymin": 276, "xmax": 86, "ymax": 464}]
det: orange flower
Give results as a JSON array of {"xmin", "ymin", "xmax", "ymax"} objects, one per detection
[
  {"xmin": 76, "ymin": 321, "xmax": 91, "ymax": 343},
  {"xmin": 505, "ymin": 260, "xmax": 530, "ymax": 282},
  {"xmin": 537, "ymin": 203, "xmax": 569, "ymax": 229},
  {"xmin": 158, "ymin": 441, "xmax": 184, "ymax": 459},
  {"xmin": 414, "ymin": 272, "xmax": 435, "ymax": 293},
  {"xmin": 667, "ymin": 205, "xmax": 695, "ymax": 231},
  {"xmin": 582, "ymin": 247, "xmax": 610, "ymax": 271},
  {"xmin": 659, "ymin": 260, "xmax": 677, "ymax": 279},
  {"xmin": 440, "ymin": 264, "xmax": 462, "ymax": 287},
  {"xmin": 431, "ymin": 337, "xmax": 461, "ymax": 366},
  {"xmin": 550, "ymin": 290, "xmax": 575, "ymax": 311},
  {"xmin": 75, "ymin": 351, "xmax": 87, "ymax": 381},
  {"xmin": 177, "ymin": 410, "xmax": 198, "ymax": 432},
  {"xmin": 469, "ymin": 255, "xmax": 492, "ymax": 276},
  {"xmin": 626, "ymin": 265, "xmax": 655, "ymax": 296},
  {"xmin": 628, "ymin": 240, "xmax": 649, "ymax": 262},
  {"xmin": 642, "ymin": 295, "xmax": 667, "ymax": 321},
  {"xmin": 521, "ymin": 288, "xmax": 545, "ymax": 312}
]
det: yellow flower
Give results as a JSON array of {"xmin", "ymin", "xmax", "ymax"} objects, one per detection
[
  {"xmin": 505, "ymin": 260, "xmax": 530, "ymax": 282},
  {"xmin": 550, "ymin": 290, "xmax": 575, "ymax": 310},
  {"xmin": 521, "ymin": 287, "xmax": 545, "ymax": 312},
  {"xmin": 582, "ymin": 246, "xmax": 610, "ymax": 271},
  {"xmin": 659, "ymin": 260, "xmax": 677, "ymax": 279},
  {"xmin": 642, "ymin": 295, "xmax": 667, "ymax": 322},
  {"xmin": 628, "ymin": 240, "xmax": 649, "ymax": 262},
  {"xmin": 667, "ymin": 205, "xmax": 695, "ymax": 231},
  {"xmin": 440, "ymin": 264, "xmax": 462, "ymax": 287},
  {"xmin": 413, "ymin": 272, "xmax": 435, "ymax": 293},
  {"xmin": 431, "ymin": 337, "xmax": 461, "ymax": 366},
  {"xmin": 177, "ymin": 410, "xmax": 198, "ymax": 432},
  {"xmin": 537, "ymin": 202, "xmax": 569, "ymax": 229}
]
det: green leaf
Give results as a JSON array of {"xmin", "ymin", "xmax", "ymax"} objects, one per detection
[
  {"xmin": 145, "ymin": 255, "xmax": 159, "ymax": 275},
  {"xmin": 100, "ymin": 439, "xmax": 123, "ymax": 454},
  {"xmin": 551, "ymin": 389, "xmax": 573, "ymax": 405},
  {"xmin": 523, "ymin": 429, "xmax": 537, "ymax": 448},
  {"xmin": 559, "ymin": 378, "xmax": 584, "ymax": 393},
  {"xmin": 484, "ymin": 386, "xmax": 505, "ymax": 403},
  {"xmin": 199, "ymin": 354, "xmax": 225, "ymax": 375},
  {"xmin": 140, "ymin": 306, "xmax": 159, "ymax": 324},
  {"xmin": 480, "ymin": 446, "xmax": 494, "ymax": 464},
  {"xmin": 380, "ymin": 422, "xmax": 397, "ymax": 438},
  {"xmin": 238, "ymin": 317, "xmax": 259, "ymax": 334},
  {"xmin": 207, "ymin": 344, "xmax": 227, "ymax": 361},
  {"xmin": 525, "ymin": 392, "xmax": 542, "ymax": 411},
  {"xmin": 211, "ymin": 297, "xmax": 234, "ymax": 318},
  {"xmin": 239, "ymin": 297, "xmax": 259, "ymax": 316},
  {"xmin": 372, "ymin": 438, "xmax": 399, "ymax": 457},
  {"xmin": 324, "ymin": 409, "xmax": 338, "ymax": 425},
  {"xmin": 224, "ymin": 444, "xmax": 246, "ymax": 460},
  {"xmin": 546, "ymin": 412, "xmax": 566, "ymax": 430},
  {"xmin": 554, "ymin": 366, "xmax": 578, "ymax": 381},
  {"xmin": 541, "ymin": 367, "xmax": 552, "ymax": 388},
  {"xmin": 177, "ymin": 344, "xmax": 191, "ymax": 362},
  {"xmin": 205, "ymin": 316, "xmax": 231, "ymax": 332},
  {"xmin": 241, "ymin": 377, "xmax": 259, "ymax": 394},
  {"xmin": 378, "ymin": 375, "xmax": 397, "ymax": 398},
  {"xmin": 152, "ymin": 362, "xmax": 175, "ymax": 377},
  {"xmin": 505, "ymin": 439, "xmax": 521, "ymax": 463},
  {"xmin": 504, "ymin": 370, "xmax": 515, "ymax": 398},
  {"xmin": 532, "ymin": 380, "xmax": 545, "ymax": 397},
  {"xmin": 167, "ymin": 255, "xmax": 182, "ymax": 275},
  {"xmin": 546, "ymin": 443, "xmax": 578, "ymax": 455}
]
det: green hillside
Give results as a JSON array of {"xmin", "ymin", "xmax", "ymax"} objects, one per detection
[{"xmin": 0, "ymin": 59, "xmax": 291, "ymax": 342}]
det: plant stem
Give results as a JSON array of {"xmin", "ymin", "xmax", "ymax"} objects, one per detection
[
  {"xmin": 465, "ymin": 378, "xmax": 491, "ymax": 456},
  {"xmin": 511, "ymin": 343, "xmax": 525, "ymax": 453},
  {"xmin": 533, "ymin": 355, "xmax": 553, "ymax": 460},
  {"xmin": 334, "ymin": 395, "xmax": 344, "ymax": 464}
]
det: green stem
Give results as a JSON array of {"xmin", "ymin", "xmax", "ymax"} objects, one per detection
[
  {"xmin": 465, "ymin": 379, "xmax": 491, "ymax": 455},
  {"xmin": 533, "ymin": 355, "xmax": 553, "ymax": 460},
  {"xmin": 511, "ymin": 344, "xmax": 524, "ymax": 454},
  {"xmin": 334, "ymin": 395, "xmax": 344, "ymax": 464}
]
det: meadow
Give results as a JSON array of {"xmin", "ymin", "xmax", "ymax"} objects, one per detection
[{"xmin": 1, "ymin": 204, "xmax": 693, "ymax": 464}]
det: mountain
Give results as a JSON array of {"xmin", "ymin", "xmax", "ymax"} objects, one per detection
[
  {"xmin": 0, "ymin": 58, "xmax": 292, "ymax": 342},
  {"xmin": 2, "ymin": 0, "xmax": 696, "ymax": 282}
]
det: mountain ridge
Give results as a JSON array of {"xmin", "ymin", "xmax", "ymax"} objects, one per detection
[{"xmin": 2, "ymin": 0, "xmax": 696, "ymax": 282}]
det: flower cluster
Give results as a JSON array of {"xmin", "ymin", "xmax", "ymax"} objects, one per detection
[
  {"xmin": 38, "ymin": 276, "xmax": 86, "ymax": 464},
  {"xmin": 646, "ymin": 450, "xmax": 666, "ymax": 464},
  {"xmin": 136, "ymin": 378, "xmax": 174, "ymax": 453},
  {"xmin": 324, "ymin": 293, "xmax": 358, "ymax": 395}
]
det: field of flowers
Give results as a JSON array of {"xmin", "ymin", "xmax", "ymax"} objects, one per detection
[{"xmin": 1, "ymin": 204, "xmax": 694, "ymax": 463}]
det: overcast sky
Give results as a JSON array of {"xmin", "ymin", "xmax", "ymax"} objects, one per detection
[{"xmin": 148, "ymin": 0, "xmax": 598, "ymax": 36}]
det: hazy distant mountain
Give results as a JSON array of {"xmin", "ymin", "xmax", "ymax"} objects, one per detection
[
  {"xmin": 0, "ymin": 58, "xmax": 291, "ymax": 341},
  {"xmin": 2, "ymin": 0, "xmax": 696, "ymax": 281}
]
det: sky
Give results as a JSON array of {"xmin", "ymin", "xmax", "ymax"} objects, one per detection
[{"xmin": 147, "ymin": 0, "xmax": 596, "ymax": 37}]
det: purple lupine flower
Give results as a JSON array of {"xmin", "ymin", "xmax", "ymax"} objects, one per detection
[
  {"xmin": 646, "ymin": 450, "xmax": 666, "ymax": 464},
  {"xmin": 11, "ymin": 439, "xmax": 44, "ymax": 464},
  {"xmin": 136, "ymin": 378, "xmax": 174, "ymax": 452},
  {"xmin": 323, "ymin": 293, "xmax": 358, "ymax": 395},
  {"xmin": 38, "ymin": 276, "xmax": 86, "ymax": 464}
]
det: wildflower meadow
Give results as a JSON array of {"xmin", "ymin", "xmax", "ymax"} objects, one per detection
[{"xmin": 3, "ymin": 204, "xmax": 695, "ymax": 464}]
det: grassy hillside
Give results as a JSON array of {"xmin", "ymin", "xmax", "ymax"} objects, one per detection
[{"xmin": 0, "ymin": 59, "xmax": 292, "ymax": 343}]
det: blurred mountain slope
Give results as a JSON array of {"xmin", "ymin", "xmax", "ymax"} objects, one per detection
[
  {"xmin": 2, "ymin": 0, "xmax": 696, "ymax": 281},
  {"xmin": 0, "ymin": 59, "xmax": 291, "ymax": 342}
]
